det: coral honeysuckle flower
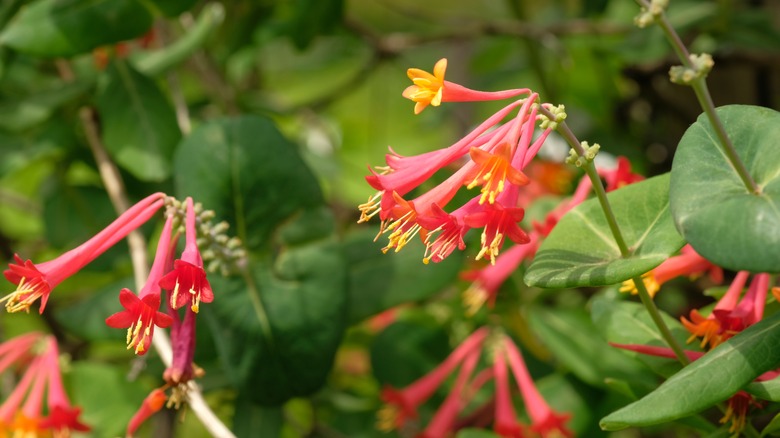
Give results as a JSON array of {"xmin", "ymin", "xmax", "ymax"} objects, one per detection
[
  {"xmin": 127, "ymin": 389, "xmax": 168, "ymax": 437},
  {"xmin": 2, "ymin": 192, "xmax": 165, "ymax": 313},
  {"xmin": 620, "ymin": 244, "xmax": 722, "ymax": 298},
  {"xmin": 720, "ymin": 391, "xmax": 763, "ymax": 436},
  {"xmin": 493, "ymin": 346, "xmax": 527, "ymax": 438},
  {"xmin": 106, "ymin": 215, "xmax": 176, "ymax": 355},
  {"xmin": 164, "ymin": 307, "xmax": 200, "ymax": 385},
  {"xmin": 503, "ymin": 337, "xmax": 573, "ymax": 438},
  {"xmin": 681, "ymin": 272, "xmax": 770, "ymax": 350},
  {"xmin": 362, "ymin": 101, "xmax": 526, "ymax": 223},
  {"xmin": 39, "ymin": 337, "xmax": 90, "ymax": 436},
  {"xmin": 419, "ymin": 202, "xmax": 474, "ymax": 264},
  {"xmin": 159, "ymin": 197, "xmax": 213, "ymax": 313},
  {"xmin": 417, "ymin": 349, "xmax": 481, "ymax": 438},
  {"xmin": 466, "ymin": 143, "xmax": 530, "ymax": 205},
  {"xmin": 402, "ymin": 58, "xmax": 530, "ymax": 114},
  {"xmin": 464, "ymin": 190, "xmax": 530, "ymax": 265},
  {"xmin": 376, "ymin": 328, "xmax": 488, "ymax": 431}
]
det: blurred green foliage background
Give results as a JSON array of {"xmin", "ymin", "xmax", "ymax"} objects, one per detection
[{"xmin": 0, "ymin": 0, "xmax": 778, "ymax": 436}]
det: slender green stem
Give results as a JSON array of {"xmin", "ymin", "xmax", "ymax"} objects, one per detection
[
  {"xmin": 638, "ymin": 0, "xmax": 760, "ymax": 194},
  {"xmin": 632, "ymin": 277, "xmax": 690, "ymax": 365},
  {"xmin": 542, "ymin": 107, "xmax": 690, "ymax": 365},
  {"xmin": 552, "ymin": 118, "xmax": 631, "ymax": 257}
]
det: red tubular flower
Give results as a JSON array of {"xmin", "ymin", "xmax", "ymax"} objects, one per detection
[
  {"xmin": 418, "ymin": 348, "xmax": 481, "ymax": 438},
  {"xmin": 39, "ymin": 337, "xmax": 90, "ymax": 436},
  {"xmin": 0, "ymin": 353, "xmax": 45, "ymax": 434},
  {"xmin": 493, "ymin": 347, "xmax": 526, "ymax": 438},
  {"xmin": 681, "ymin": 271, "xmax": 770, "ymax": 350},
  {"xmin": 127, "ymin": 389, "xmax": 167, "ymax": 437},
  {"xmin": 721, "ymin": 391, "xmax": 762, "ymax": 436},
  {"xmin": 164, "ymin": 307, "xmax": 198, "ymax": 385},
  {"xmin": 464, "ymin": 189, "xmax": 530, "ymax": 264},
  {"xmin": 2, "ymin": 192, "xmax": 166, "ymax": 313},
  {"xmin": 402, "ymin": 58, "xmax": 530, "ymax": 114},
  {"xmin": 466, "ymin": 143, "xmax": 530, "ymax": 205},
  {"xmin": 377, "ymin": 328, "xmax": 488, "ymax": 431},
  {"xmin": 159, "ymin": 197, "xmax": 213, "ymax": 313},
  {"xmin": 503, "ymin": 337, "xmax": 572, "ymax": 438},
  {"xmin": 106, "ymin": 214, "xmax": 176, "ymax": 355}
]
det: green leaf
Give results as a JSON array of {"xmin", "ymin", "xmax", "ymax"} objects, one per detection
[
  {"xmin": 150, "ymin": 0, "xmax": 200, "ymax": 17},
  {"xmin": 591, "ymin": 296, "xmax": 701, "ymax": 378},
  {"xmin": 96, "ymin": 61, "xmax": 180, "ymax": 182},
  {"xmin": 529, "ymin": 305, "xmax": 657, "ymax": 388},
  {"xmin": 760, "ymin": 412, "xmax": 780, "ymax": 438},
  {"xmin": 277, "ymin": 0, "xmax": 343, "ymax": 49},
  {"xmin": 746, "ymin": 376, "xmax": 780, "ymax": 402},
  {"xmin": 55, "ymin": 278, "xmax": 133, "ymax": 342},
  {"xmin": 233, "ymin": 397, "xmax": 284, "ymax": 438},
  {"xmin": 67, "ymin": 362, "xmax": 148, "ymax": 437},
  {"xmin": 600, "ymin": 311, "xmax": 780, "ymax": 430},
  {"xmin": 208, "ymin": 234, "xmax": 347, "ymax": 406},
  {"xmin": 456, "ymin": 430, "xmax": 501, "ymax": 438},
  {"xmin": 42, "ymin": 185, "xmax": 115, "ymax": 249},
  {"xmin": 670, "ymin": 105, "xmax": 780, "ymax": 273},
  {"xmin": 0, "ymin": 80, "xmax": 90, "ymax": 132},
  {"xmin": 0, "ymin": 0, "xmax": 153, "ymax": 57},
  {"xmin": 525, "ymin": 174, "xmax": 685, "ymax": 288},
  {"xmin": 132, "ymin": 3, "xmax": 225, "ymax": 76},
  {"xmin": 344, "ymin": 228, "xmax": 463, "ymax": 324},
  {"xmin": 173, "ymin": 116, "xmax": 323, "ymax": 251},
  {"xmin": 175, "ymin": 116, "xmax": 346, "ymax": 405},
  {"xmin": 370, "ymin": 320, "xmax": 450, "ymax": 387}
]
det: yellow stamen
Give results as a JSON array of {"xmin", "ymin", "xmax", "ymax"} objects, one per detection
[
  {"xmin": 475, "ymin": 231, "xmax": 504, "ymax": 265},
  {"xmin": 462, "ymin": 285, "xmax": 489, "ymax": 316},
  {"xmin": 191, "ymin": 286, "xmax": 200, "ymax": 313},
  {"xmin": 358, "ymin": 192, "xmax": 383, "ymax": 224},
  {"xmin": 376, "ymin": 404, "xmax": 399, "ymax": 432},
  {"xmin": 619, "ymin": 272, "xmax": 660, "ymax": 298},
  {"xmin": 0, "ymin": 278, "xmax": 43, "ymax": 314}
]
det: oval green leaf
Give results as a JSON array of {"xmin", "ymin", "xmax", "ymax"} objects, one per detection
[
  {"xmin": 525, "ymin": 173, "xmax": 685, "ymax": 288},
  {"xmin": 670, "ymin": 105, "xmax": 780, "ymax": 273},
  {"xmin": 600, "ymin": 311, "xmax": 780, "ymax": 430},
  {"xmin": 96, "ymin": 61, "xmax": 180, "ymax": 182},
  {"xmin": 0, "ymin": 0, "xmax": 153, "ymax": 57},
  {"xmin": 175, "ymin": 116, "xmax": 347, "ymax": 405}
]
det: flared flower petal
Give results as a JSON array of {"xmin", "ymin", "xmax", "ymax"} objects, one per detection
[{"xmin": 106, "ymin": 289, "xmax": 174, "ymax": 355}]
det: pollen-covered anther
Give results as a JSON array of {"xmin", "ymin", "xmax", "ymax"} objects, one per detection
[
  {"xmin": 422, "ymin": 228, "xmax": 459, "ymax": 265},
  {"xmin": 381, "ymin": 211, "xmax": 422, "ymax": 254},
  {"xmin": 462, "ymin": 285, "xmax": 489, "ymax": 316},
  {"xmin": 619, "ymin": 272, "xmax": 660, "ymax": 298},
  {"xmin": 376, "ymin": 404, "xmax": 400, "ymax": 432},
  {"xmin": 358, "ymin": 192, "xmax": 382, "ymax": 224},
  {"xmin": 1, "ymin": 277, "xmax": 46, "ymax": 313},
  {"xmin": 476, "ymin": 231, "xmax": 504, "ymax": 264},
  {"xmin": 466, "ymin": 144, "xmax": 528, "ymax": 205}
]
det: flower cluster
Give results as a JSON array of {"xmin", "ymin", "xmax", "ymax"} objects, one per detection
[
  {"xmin": 2, "ymin": 193, "xmax": 242, "ymax": 436},
  {"xmin": 378, "ymin": 328, "xmax": 573, "ymax": 437},
  {"xmin": 0, "ymin": 332, "xmax": 90, "ymax": 437},
  {"xmin": 359, "ymin": 58, "xmax": 564, "ymax": 265},
  {"xmin": 613, "ymin": 264, "xmax": 776, "ymax": 434}
]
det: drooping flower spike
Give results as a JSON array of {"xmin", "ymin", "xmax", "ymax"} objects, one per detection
[
  {"xmin": 2, "ymin": 192, "xmax": 166, "ymax": 313},
  {"xmin": 159, "ymin": 197, "xmax": 213, "ymax": 313},
  {"xmin": 402, "ymin": 58, "xmax": 530, "ymax": 114},
  {"xmin": 105, "ymin": 214, "xmax": 176, "ymax": 355}
]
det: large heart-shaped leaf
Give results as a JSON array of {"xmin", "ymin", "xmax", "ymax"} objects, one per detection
[
  {"xmin": 0, "ymin": 0, "xmax": 152, "ymax": 57},
  {"xmin": 175, "ymin": 116, "xmax": 347, "ymax": 405},
  {"xmin": 600, "ymin": 311, "xmax": 780, "ymax": 430},
  {"xmin": 525, "ymin": 173, "xmax": 685, "ymax": 288},
  {"xmin": 670, "ymin": 105, "xmax": 780, "ymax": 272},
  {"xmin": 96, "ymin": 61, "xmax": 180, "ymax": 182}
]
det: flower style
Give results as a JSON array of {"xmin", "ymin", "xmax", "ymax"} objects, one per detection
[
  {"xmin": 402, "ymin": 58, "xmax": 530, "ymax": 114},
  {"xmin": 620, "ymin": 244, "xmax": 722, "ymax": 298},
  {"xmin": 2, "ymin": 192, "xmax": 166, "ymax": 313},
  {"xmin": 159, "ymin": 197, "xmax": 213, "ymax": 313},
  {"xmin": 376, "ymin": 328, "xmax": 488, "ymax": 431}
]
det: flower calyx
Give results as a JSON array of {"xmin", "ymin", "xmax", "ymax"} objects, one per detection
[
  {"xmin": 565, "ymin": 142, "xmax": 600, "ymax": 167},
  {"xmin": 669, "ymin": 53, "xmax": 714, "ymax": 85},
  {"xmin": 634, "ymin": 0, "xmax": 669, "ymax": 28}
]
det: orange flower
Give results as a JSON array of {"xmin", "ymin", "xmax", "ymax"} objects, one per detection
[{"xmin": 402, "ymin": 58, "xmax": 448, "ymax": 114}]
